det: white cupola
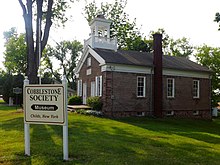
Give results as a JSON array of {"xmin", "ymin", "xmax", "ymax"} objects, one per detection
[{"xmin": 84, "ymin": 14, "xmax": 117, "ymax": 51}]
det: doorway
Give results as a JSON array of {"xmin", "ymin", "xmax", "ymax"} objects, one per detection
[{"xmin": 83, "ymin": 83, "xmax": 87, "ymax": 104}]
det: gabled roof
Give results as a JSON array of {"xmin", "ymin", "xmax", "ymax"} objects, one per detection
[{"xmin": 93, "ymin": 48, "xmax": 211, "ymax": 73}]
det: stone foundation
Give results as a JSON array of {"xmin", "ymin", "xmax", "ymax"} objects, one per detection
[{"xmin": 103, "ymin": 109, "xmax": 212, "ymax": 119}]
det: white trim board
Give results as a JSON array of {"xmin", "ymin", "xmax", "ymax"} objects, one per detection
[
  {"xmin": 101, "ymin": 64, "xmax": 153, "ymax": 74},
  {"xmin": 163, "ymin": 69, "xmax": 210, "ymax": 79},
  {"xmin": 101, "ymin": 64, "xmax": 210, "ymax": 79},
  {"xmin": 75, "ymin": 46, "xmax": 105, "ymax": 74}
]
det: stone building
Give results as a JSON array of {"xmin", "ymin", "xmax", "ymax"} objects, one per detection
[{"xmin": 75, "ymin": 15, "xmax": 212, "ymax": 119}]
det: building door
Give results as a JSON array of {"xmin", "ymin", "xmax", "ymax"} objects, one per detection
[{"xmin": 83, "ymin": 83, "xmax": 87, "ymax": 104}]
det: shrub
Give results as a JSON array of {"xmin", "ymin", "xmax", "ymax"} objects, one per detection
[
  {"xmin": 68, "ymin": 95, "xmax": 82, "ymax": 105},
  {"xmin": 75, "ymin": 109, "xmax": 87, "ymax": 115},
  {"xmin": 85, "ymin": 110, "xmax": 103, "ymax": 116},
  {"xmin": 87, "ymin": 96, "xmax": 103, "ymax": 111},
  {"xmin": 75, "ymin": 109, "xmax": 103, "ymax": 117}
]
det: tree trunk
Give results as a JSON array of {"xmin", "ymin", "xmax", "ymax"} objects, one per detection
[{"xmin": 18, "ymin": 0, "xmax": 53, "ymax": 84}]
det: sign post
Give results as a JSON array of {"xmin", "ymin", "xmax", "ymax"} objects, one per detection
[
  {"xmin": 62, "ymin": 76, "xmax": 68, "ymax": 161},
  {"xmin": 23, "ymin": 77, "xmax": 30, "ymax": 156},
  {"xmin": 23, "ymin": 76, "xmax": 68, "ymax": 160}
]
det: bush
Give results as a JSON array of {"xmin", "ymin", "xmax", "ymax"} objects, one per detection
[
  {"xmin": 68, "ymin": 95, "xmax": 82, "ymax": 105},
  {"xmin": 75, "ymin": 109, "xmax": 103, "ymax": 117},
  {"xmin": 75, "ymin": 109, "xmax": 87, "ymax": 115},
  {"xmin": 1, "ymin": 74, "xmax": 24, "ymax": 104},
  {"xmin": 85, "ymin": 110, "xmax": 103, "ymax": 116},
  {"xmin": 87, "ymin": 96, "xmax": 103, "ymax": 111}
]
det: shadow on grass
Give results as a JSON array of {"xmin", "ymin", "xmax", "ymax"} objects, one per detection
[
  {"xmin": 1, "ymin": 117, "xmax": 24, "ymax": 131},
  {"xmin": 0, "ymin": 116, "xmax": 32, "ymax": 165},
  {"xmin": 0, "ymin": 105, "xmax": 18, "ymax": 111},
  {"xmin": 115, "ymin": 117, "xmax": 220, "ymax": 144},
  {"xmin": 0, "ymin": 116, "xmax": 64, "ymax": 164},
  {"xmin": 66, "ymin": 115, "xmax": 220, "ymax": 164},
  {"xmin": 29, "ymin": 124, "xmax": 64, "ymax": 164},
  {"xmin": 2, "ymin": 112, "xmax": 220, "ymax": 164}
]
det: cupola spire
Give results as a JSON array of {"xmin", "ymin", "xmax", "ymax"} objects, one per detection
[{"xmin": 84, "ymin": 14, "xmax": 117, "ymax": 50}]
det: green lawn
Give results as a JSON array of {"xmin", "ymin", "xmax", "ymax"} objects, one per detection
[{"xmin": 1, "ymin": 105, "xmax": 220, "ymax": 165}]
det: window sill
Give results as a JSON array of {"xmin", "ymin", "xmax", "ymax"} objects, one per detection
[
  {"xmin": 167, "ymin": 96, "xmax": 175, "ymax": 99},
  {"xmin": 193, "ymin": 97, "xmax": 200, "ymax": 99},
  {"xmin": 137, "ymin": 96, "xmax": 146, "ymax": 98}
]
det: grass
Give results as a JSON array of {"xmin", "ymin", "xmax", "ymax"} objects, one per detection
[{"xmin": 1, "ymin": 103, "xmax": 220, "ymax": 164}]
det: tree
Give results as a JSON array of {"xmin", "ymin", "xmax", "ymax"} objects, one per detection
[
  {"xmin": 3, "ymin": 27, "xmax": 17, "ymax": 42},
  {"xmin": 214, "ymin": 12, "xmax": 220, "ymax": 30},
  {"xmin": 3, "ymin": 28, "xmax": 27, "ymax": 74},
  {"xmin": 41, "ymin": 54, "xmax": 62, "ymax": 83},
  {"xmin": 0, "ymin": 72, "xmax": 24, "ymax": 104},
  {"xmin": 149, "ymin": 28, "xmax": 170, "ymax": 53},
  {"xmin": 84, "ymin": 2, "xmax": 193, "ymax": 55},
  {"xmin": 195, "ymin": 45, "xmax": 220, "ymax": 106},
  {"xmin": 45, "ymin": 40, "xmax": 83, "ymax": 89},
  {"xmin": 149, "ymin": 28, "xmax": 193, "ymax": 58},
  {"xmin": 0, "ymin": 69, "xmax": 6, "ymax": 96},
  {"xmin": 84, "ymin": 0, "xmax": 150, "ymax": 51},
  {"xmin": 168, "ymin": 37, "xmax": 193, "ymax": 58},
  {"xmin": 18, "ymin": 0, "xmax": 74, "ymax": 83}
]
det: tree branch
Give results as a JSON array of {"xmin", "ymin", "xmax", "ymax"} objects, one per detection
[
  {"xmin": 35, "ymin": 0, "xmax": 43, "ymax": 68},
  {"xmin": 18, "ymin": 0, "xmax": 27, "ymax": 15},
  {"xmin": 42, "ymin": 0, "xmax": 53, "ymax": 51}
]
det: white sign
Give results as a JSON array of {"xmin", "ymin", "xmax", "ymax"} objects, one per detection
[{"xmin": 24, "ymin": 85, "xmax": 66, "ymax": 125}]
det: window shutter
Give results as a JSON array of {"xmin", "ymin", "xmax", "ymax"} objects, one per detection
[
  {"xmin": 143, "ymin": 77, "xmax": 146, "ymax": 97},
  {"xmin": 99, "ymin": 76, "xmax": 102, "ymax": 96},
  {"xmin": 95, "ymin": 76, "xmax": 102, "ymax": 97},
  {"xmin": 77, "ymin": 80, "xmax": 82, "ymax": 96},
  {"xmin": 95, "ymin": 76, "xmax": 99, "ymax": 96},
  {"xmin": 91, "ymin": 81, "xmax": 95, "ymax": 97},
  {"xmin": 77, "ymin": 80, "xmax": 80, "ymax": 96}
]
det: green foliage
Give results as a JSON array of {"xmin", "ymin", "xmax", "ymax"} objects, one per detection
[
  {"xmin": 3, "ymin": 27, "xmax": 17, "ymax": 41},
  {"xmin": 149, "ymin": 28, "xmax": 171, "ymax": 52},
  {"xmin": 3, "ymin": 28, "xmax": 27, "ymax": 74},
  {"xmin": 18, "ymin": 0, "xmax": 75, "ymax": 83},
  {"xmin": 149, "ymin": 28, "xmax": 194, "ymax": 58},
  {"xmin": 0, "ymin": 73, "xmax": 24, "ymax": 104},
  {"xmin": 75, "ymin": 109, "xmax": 87, "ymax": 114},
  {"xmin": 195, "ymin": 45, "xmax": 220, "ymax": 106},
  {"xmin": 87, "ymin": 96, "xmax": 103, "ymax": 111},
  {"xmin": 168, "ymin": 37, "xmax": 194, "ymax": 58},
  {"xmin": 214, "ymin": 12, "xmax": 220, "ymax": 30},
  {"xmin": 45, "ymin": 40, "xmax": 83, "ymax": 89},
  {"xmin": 68, "ymin": 95, "xmax": 82, "ymax": 105},
  {"xmin": 1, "ymin": 74, "xmax": 13, "ymax": 103},
  {"xmin": 124, "ymin": 36, "xmax": 152, "ymax": 52},
  {"xmin": 46, "ymin": 0, "xmax": 74, "ymax": 27},
  {"xmin": 0, "ymin": 70, "xmax": 6, "ymax": 95},
  {"xmin": 75, "ymin": 109, "xmax": 103, "ymax": 116},
  {"xmin": 84, "ymin": 2, "xmax": 193, "ymax": 56},
  {"xmin": 41, "ymin": 52, "xmax": 62, "ymax": 83},
  {"xmin": 41, "ymin": 72, "xmax": 54, "ymax": 84}
]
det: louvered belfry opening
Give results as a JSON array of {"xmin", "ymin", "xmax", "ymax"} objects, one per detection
[{"xmin": 153, "ymin": 33, "xmax": 163, "ymax": 117}]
